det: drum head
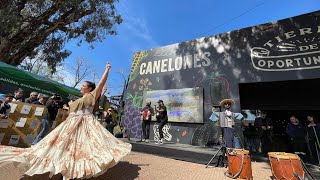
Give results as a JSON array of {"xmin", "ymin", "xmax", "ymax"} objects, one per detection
[{"xmin": 268, "ymin": 152, "xmax": 300, "ymax": 160}]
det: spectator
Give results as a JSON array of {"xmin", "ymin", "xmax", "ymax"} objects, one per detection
[
  {"xmin": 32, "ymin": 94, "xmax": 63, "ymax": 145},
  {"xmin": 0, "ymin": 94, "xmax": 14, "ymax": 119},
  {"xmin": 244, "ymin": 123, "xmax": 258, "ymax": 153},
  {"xmin": 114, "ymin": 126, "xmax": 126, "ymax": 138},
  {"xmin": 306, "ymin": 115, "xmax": 320, "ymax": 164},
  {"xmin": 254, "ymin": 111, "xmax": 273, "ymax": 154},
  {"xmin": 96, "ymin": 87, "xmax": 108, "ymax": 122},
  {"xmin": 12, "ymin": 88, "xmax": 24, "ymax": 102},
  {"xmin": 32, "ymin": 94, "xmax": 49, "ymax": 105},
  {"xmin": 287, "ymin": 116, "xmax": 306, "ymax": 155},
  {"xmin": 25, "ymin": 92, "xmax": 39, "ymax": 104},
  {"xmin": 105, "ymin": 108, "xmax": 116, "ymax": 135}
]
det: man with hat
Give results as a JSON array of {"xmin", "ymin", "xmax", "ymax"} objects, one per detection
[
  {"xmin": 209, "ymin": 98, "xmax": 243, "ymax": 148},
  {"xmin": 156, "ymin": 100, "xmax": 168, "ymax": 144}
]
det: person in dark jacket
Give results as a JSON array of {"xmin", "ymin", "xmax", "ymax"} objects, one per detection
[
  {"xmin": 244, "ymin": 123, "xmax": 258, "ymax": 153},
  {"xmin": 286, "ymin": 115, "xmax": 306, "ymax": 155},
  {"xmin": 32, "ymin": 94, "xmax": 48, "ymax": 105},
  {"xmin": 155, "ymin": 100, "xmax": 168, "ymax": 144},
  {"xmin": 254, "ymin": 111, "xmax": 273, "ymax": 154},
  {"xmin": 306, "ymin": 115, "xmax": 320, "ymax": 163},
  {"xmin": 32, "ymin": 94, "xmax": 63, "ymax": 145},
  {"xmin": 105, "ymin": 108, "xmax": 116, "ymax": 135}
]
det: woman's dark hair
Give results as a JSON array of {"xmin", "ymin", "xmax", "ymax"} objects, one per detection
[{"xmin": 84, "ymin": 81, "xmax": 96, "ymax": 92}]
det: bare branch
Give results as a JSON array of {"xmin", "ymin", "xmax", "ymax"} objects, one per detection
[{"xmin": 71, "ymin": 57, "xmax": 94, "ymax": 88}]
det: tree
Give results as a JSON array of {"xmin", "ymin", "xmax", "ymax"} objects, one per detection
[
  {"xmin": 0, "ymin": 0, "xmax": 122, "ymax": 73},
  {"xmin": 69, "ymin": 57, "xmax": 93, "ymax": 88},
  {"xmin": 19, "ymin": 55, "xmax": 66, "ymax": 83}
]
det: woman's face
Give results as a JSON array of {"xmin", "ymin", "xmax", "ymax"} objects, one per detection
[{"xmin": 80, "ymin": 82, "xmax": 91, "ymax": 95}]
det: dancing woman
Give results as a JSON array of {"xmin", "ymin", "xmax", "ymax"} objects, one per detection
[{"xmin": 0, "ymin": 62, "xmax": 132, "ymax": 179}]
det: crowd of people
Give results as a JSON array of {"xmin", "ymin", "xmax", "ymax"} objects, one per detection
[
  {"xmin": 1, "ymin": 85, "xmax": 128, "ymax": 140},
  {"xmin": 243, "ymin": 112, "xmax": 320, "ymax": 164}
]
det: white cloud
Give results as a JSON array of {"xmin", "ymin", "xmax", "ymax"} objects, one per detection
[{"xmin": 118, "ymin": 1, "xmax": 159, "ymax": 50}]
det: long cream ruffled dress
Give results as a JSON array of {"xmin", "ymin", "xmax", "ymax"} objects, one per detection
[{"xmin": 0, "ymin": 89, "xmax": 132, "ymax": 179}]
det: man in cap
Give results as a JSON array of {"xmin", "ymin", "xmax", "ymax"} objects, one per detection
[
  {"xmin": 156, "ymin": 100, "xmax": 168, "ymax": 144},
  {"xmin": 209, "ymin": 98, "xmax": 243, "ymax": 148},
  {"xmin": 140, "ymin": 100, "xmax": 155, "ymax": 143}
]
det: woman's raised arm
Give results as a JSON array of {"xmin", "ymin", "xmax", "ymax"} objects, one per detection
[{"xmin": 95, "ymin": 63, "xmax": 111, "ymax": 101}]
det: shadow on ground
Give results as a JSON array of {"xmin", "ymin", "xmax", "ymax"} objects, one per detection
[{"xmin": 21, "ymin": 161, "xmax": 141, "ymax": 180}]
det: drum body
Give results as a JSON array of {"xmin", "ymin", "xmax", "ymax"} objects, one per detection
[
  {"xmin": 268, "ymin": 152, "xmax": 305, "ymax": 180},
  {"xmin": 227, "ymin": 148, "xmax": 253, "ymax": 179}
]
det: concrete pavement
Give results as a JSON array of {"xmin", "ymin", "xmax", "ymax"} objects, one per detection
[{"xmin": 21, "ymin": 151, "xmax": 273, "ymax": 180}]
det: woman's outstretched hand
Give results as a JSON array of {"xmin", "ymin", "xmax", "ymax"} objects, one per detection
[{"xmin": 106, "ymin": 63, "xmax": 111, "ymax": 70}]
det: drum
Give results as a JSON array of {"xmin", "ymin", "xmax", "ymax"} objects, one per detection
[
  {"xmin": 226, "ymin": 148, "xmax": 253, "ymax": 179},
  {"xmin": 268, "ymin": 152, "xmax": 305, "ymax": 180}
]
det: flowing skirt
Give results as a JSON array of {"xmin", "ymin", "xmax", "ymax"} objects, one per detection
[{"xmin": 0, "ymin": 112, "xmax": 132, "ymax": 179}]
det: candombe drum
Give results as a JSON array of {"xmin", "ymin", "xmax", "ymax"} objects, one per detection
[
  {"xmin": 268, "ymin": 152, "xmax": 305, "ymax": 180},
  {"xmin": 225, "ymin": 148, "xmax": 253, "ymax": 179}
]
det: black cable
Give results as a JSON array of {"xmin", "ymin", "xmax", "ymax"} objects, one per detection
[{"xmin": 196, "ymin": 0, "xmax": 267, "ymax": 38}]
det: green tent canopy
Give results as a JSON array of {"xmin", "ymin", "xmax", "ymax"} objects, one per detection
[{"xmin": 0, "ymin": 61, "xmax": 81, "ymax": 101}]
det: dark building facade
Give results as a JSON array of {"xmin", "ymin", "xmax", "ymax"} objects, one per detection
[{"xmin": 123, "ymin": 10, "xmax": 320, "ymax": 146}]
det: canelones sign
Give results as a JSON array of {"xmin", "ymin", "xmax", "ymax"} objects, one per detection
[
  {"xmin": 139, "ymin": 52, "xmax": 211, "ymax": 75},
  {"xmin": 251, "ymin": 26, "xmax": 320, "ymax": 71}
]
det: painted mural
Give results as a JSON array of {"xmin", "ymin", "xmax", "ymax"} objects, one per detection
[
  {"xmin": 143, "ymin": 87, "xmax": 204, "ymax": 123},
  {"xmin": 123, "ymin": 11, "xmax": 320, "ymax": 145}
]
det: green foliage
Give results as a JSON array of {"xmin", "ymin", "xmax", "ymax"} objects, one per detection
[{"xmin": 0, "ymin": 0, "xmax": 122, "ymax": 73}]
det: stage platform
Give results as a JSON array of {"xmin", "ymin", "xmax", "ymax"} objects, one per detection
[{"xmin": 121, "ymin": 138, "xmax": 267, "ymax": 165}]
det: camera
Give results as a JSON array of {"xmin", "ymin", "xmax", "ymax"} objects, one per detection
[{"xmin": 52, "ymin": 94, "xmax": 62, "ymax": 101}]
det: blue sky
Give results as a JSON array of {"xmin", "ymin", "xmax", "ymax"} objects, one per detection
[{"xmin": 63, "ymin": 0, "xmax": 320, "ymax": 96}]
